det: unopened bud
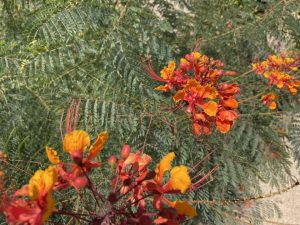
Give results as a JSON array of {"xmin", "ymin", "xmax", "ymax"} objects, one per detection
[
  {"xmin": 199, "ymin": 66, "xmax": 207, "ymax": 73},
  {"xmin": 121, "ymin": 145, "xmax": 130, "ymax": 159},
  {"xmin": 108, "ymin": 192, "xmax": 117, "ymax": 203},
  {"xmin": 108, "ymin": 155, "xmax": 117, "ymax": 166},
  {"xmin": 71, "ymin": 151, "xmax": 83, "ymax": 165}
]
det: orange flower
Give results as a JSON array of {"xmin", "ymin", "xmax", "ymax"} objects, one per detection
[
  {"xmin": 29, "ymin": 166, "xmax": 57, "ymax": 222},
  {"xmin": 160, "ymin": 60, "xmax": 176, "ymax": 80},
  {"xmin": 3, "ymin": 166, "xmax": 57, "ymax": 224},
  {"xmin": 154, "ymin": 152, "xmax": 191, "ymax": 193},
  {"xmin": 46, "ymin": 131, "xmax": 108, "ymax": 189},
  {"xmin": 155, "ymin": 60, "xmax": 176, "ymax": 92},
  {"xmin": 61, "ymin": 130, "xmax": 108, "ymax": 161},
  {"xmin": 150, "ymin": 52, "xmax": 240, "ymax": 136},
  {"xmin": 261, "ymin": 93, "xmax": 277, "ymax": 110},
  {"xmin": 253, "ymin": 53, "xmax": 300, "ymax": 95}
]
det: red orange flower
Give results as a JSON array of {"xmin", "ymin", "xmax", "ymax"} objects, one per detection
[
  {"xmin": 46, "ymin": 130, "xmax": 108, "ymax": 189},
  {"xmin": 261, "ymin": 93, "xmax": 277, "ymax": 110},
  {"xmin": 252, "ymin": 52, "xmax": 300, "ymax": 95},
  {"xmin": 1, "ymin": 166, "xmax": 57, "ymax": 225},
  {"xmin": 1, "ymin": 131, "xmax": 217, "ymax": 225},
  {"xmin": 148, "ymin": 52, "xmax": 240, "ymax": 136}
]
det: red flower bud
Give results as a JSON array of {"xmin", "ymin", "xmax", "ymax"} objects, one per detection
[
  {"xmin": 73, "ymin": 176, "xmax": 88, "ymax": 189},
  {"xmin": 192, "ymin": 123, "xmax": 202, "ymax": 136},
  {"xmin": 121, "ymin": 145, "xmax": 130, "ymax": 159},
  {"xmin": 108, "ymin": 155, "xmax": 117, "ymax": 166},
  {"xmin": 71, "ymin": 150, "xmax": 83, "ymax": 165},
  {"xmin": 108, "ymin": 192, "xmax": 117, "ymax": 203}
]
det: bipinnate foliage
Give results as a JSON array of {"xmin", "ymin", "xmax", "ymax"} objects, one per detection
[{"xmin": 0, "ymin": 0, "xmax": 299, "ymax": 224}]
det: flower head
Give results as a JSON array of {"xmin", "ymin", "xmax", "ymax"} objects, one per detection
[
  {"xmin": 149, "ymin": 52, "xmax": 240, "ymax": 136},
  {"xmin": 261, "ymin": 93, "xmax": 277, "ymax": 110},
  {"xmin": 252, "ymin": 52, "xmax": 300, "ymax": 95},
  {"xmin": 2, "ymin": 166, "xmax": 57, "ymax": 225}
]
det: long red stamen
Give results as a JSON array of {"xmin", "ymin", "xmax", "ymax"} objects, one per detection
[
  {"xmin": 192, "ymin": 165, "xmax": 219, "ymax": 188},
  {"xmin": 189, "ymin": 149, "xmax": 217, "ymax": 173},
  {"xmin": 143, "ymin": 63, "xmax": 167, "ymax": 82},
  {"xmin": 73, "ymin": 99, "xmax": 81, "ymax": 131},
  {"xmin": 66, "ymin": 98, "xmax": 74, "ymax": 134}
]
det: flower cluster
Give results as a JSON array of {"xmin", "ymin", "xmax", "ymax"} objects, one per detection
[
  {"xmin": 252, "ymin": 53, "xmax": 300, "ymax": 95},
  {"xmin": 146, "ymin": 52, "xmax": 240, "ymax": 135},
  {"xmin": 0, "ymin": 166, "xmax": 57, "ymax": 225},
  {"xmin": 108, "ymin": 147, "xmax": 199, "ymax": 225},
  {"xmin": 0, "ymin": 130, "xmax": 216, "ymax": 225},
  {"xmin": 0, "ymin": 130, "xmax": 108, "ymax": 225},
  {"xmin": 261, "ymin": 93, "xmax": 277, "ymax": 110}
]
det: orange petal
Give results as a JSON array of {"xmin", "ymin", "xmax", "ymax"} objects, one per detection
[
  {"xmin": 173, "ymin": 89, "xmax": 185, "ymax": 102},
  {"xmin": 160, "ymin": 60, "xmax": 175, "ymax": 80},
  {"xmin": 63, "ymin": 130, "xmax": 90, "ymax": 154},
  {"xmin": 192, "ymin": 123, "xmax": 202, "ymax": 136},
  {"xmin": 173, "ymin": 201, "xmax": 197, "ymax": 218},
  {"xmin": 169, "ymin": 166, "xmax": 191, "ymax": 193},
  {"xmin": 155, "ymin": 152, "xmax": 175, "ymax": 184},
  {"xmin": 29, "ymin": 166, "xmax": 57, "ymax": 201},
  {"xmin": 46, "ymin": 147, "xmax": 60, "ymax": 164},
  {"xmin": 180, "ymin": 58, "xmax": 188, "ymax": 64},
  {"xmin": 154, "ymin": 85, "xmax": 169, "ymax": 92},
  {"xmin": 203, "ymin": 101, "xmax": 218, "ymax": 117},
  {"xmin": 216, "ymin": 120, "xmax": 231, "ymax": 133},
  {"xmin": 224, "ymin": 98, "xmax": 238, "ymax": 109},
  {"xmin": 168, "ymin": 60, "xmax": 176, "ymax": 70},
  {"xmin": 88, "ymin": 131, "xmax": 108, "ymax": 159},
  {"xmin": 192, "ymin": 52, "xmax": 201, "ymax": 60},
  {"xmin": 194, "ymin": 113, "xmax": 206, "ymax": 121},
  {"xmin": 269, "ymin": 102, "xmax": 276, "ymax": 110},
  {"xmin": 203, "ymin": 86, "xmax": 218, "ymax": 99},
  {"xmin": 217, "ymin": 110, "xmax": 239, "ymax": 121}
]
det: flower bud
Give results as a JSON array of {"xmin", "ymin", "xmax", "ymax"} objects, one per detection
[
  {"xmin": 108, "ymin": 192, "xmax": 117, "ymax": 203},
  {"xmin": 121, "ymin": 145, "xmax": 130, "ymax": 159},
  {"xmin": 192, "ymin": 123, "xmax": 202, "ymax": 136},
  {"xmin": 108, "ymin": 155, "xmax": 117, "ymax": 166},
  {"xmin": 71, "ymin": 150, "xmax": 83, "ymax": 165},
  {"xmin": 73, "ymin": 176, "xmax": 88, "ymax": 189}
]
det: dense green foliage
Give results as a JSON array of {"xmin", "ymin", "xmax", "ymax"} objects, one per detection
[{"xmin": 0, "ymin": 0, "xmax": 299, "ymax": 224}]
